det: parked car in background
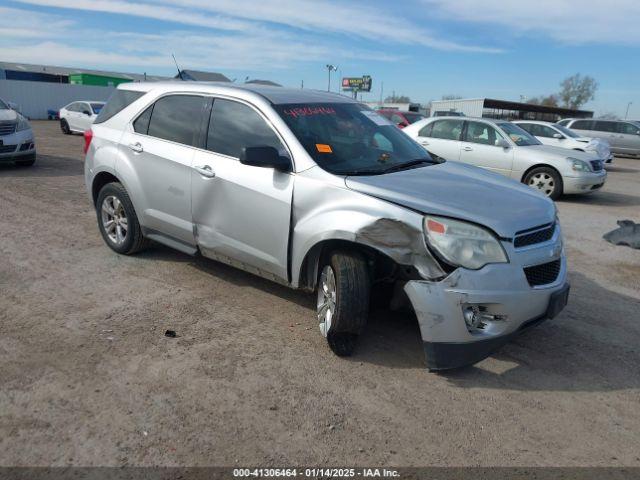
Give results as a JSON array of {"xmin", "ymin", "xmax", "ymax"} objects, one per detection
[
  {"xmin": 59, "ymin": 101, "xmax": 105, "ymax": 134},
  {"xmin": 513, "ymin": 120, "xmax": 613, "ymax": 164},
  {"xmin": 376, "ymin": 109, "xmax": 425, "ymax": 128},
  {"xmin": 0, "ymin": 97, "xmax": 36, "ymax": 166},
  {"xmin": 404, "ymin": 116, "xmax": 606, "ymax": 199},
  {"xmin": 432, "ymin": 110, "xmax": 464, "ymax": 117},
  {"xmin": 556, "ymin": 118, "xmax": 640, "ymax": 157},
  {"xmin": 84, "ymin": 82, "xmax": 569, "ymax": 370}
]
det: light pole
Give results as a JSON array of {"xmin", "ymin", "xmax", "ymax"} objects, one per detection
[
  {"xmin": 625, "ymin": 102, "xmax": 633, "ymax": 119},
  {"xmin": 326, "ymin": 64, "xmax": 337, "ymax": 92}
]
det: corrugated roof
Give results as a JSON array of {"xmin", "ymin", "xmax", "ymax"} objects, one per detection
[{"xmin": 0, "ymin": 61, "xmax": 168, "ymax": 82}]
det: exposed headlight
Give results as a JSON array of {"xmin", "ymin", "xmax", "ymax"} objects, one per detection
[
  {"xmin": 568, "ymin": 157, "xmax": 591, "ymax": 172},
  {"xmin": 424, "ymin": 216, "xmax": 508, "ymax": 270},
  {"xmin": 16, "ymin": 115, "xmax": 31, "ymax": 132}
]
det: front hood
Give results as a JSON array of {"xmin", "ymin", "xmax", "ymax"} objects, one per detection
[
  {"xmin": 345, "ymin": 161, "xmax": 555, "ymax": 237},
  {"xmin": 0, "ymin": 109, "xmax": 18, "ymax": 122},
  {"xmin": 526, "ymin": 144, "xmax": 596, "ymax": 160}
]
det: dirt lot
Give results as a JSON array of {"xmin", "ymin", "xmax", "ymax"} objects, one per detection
[{"xmin": 1, "ymin": 121, "xmax": 639, "ymax": 467}]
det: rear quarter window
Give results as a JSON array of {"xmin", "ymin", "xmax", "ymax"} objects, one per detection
[{"xmin": 94, "ymin": 89, "xmax": 145, "ymax": 124}]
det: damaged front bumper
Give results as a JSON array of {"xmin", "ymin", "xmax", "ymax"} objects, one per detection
[{"xmin": 404, "ymin": 247, "xmax": 569, "ymax": 370}]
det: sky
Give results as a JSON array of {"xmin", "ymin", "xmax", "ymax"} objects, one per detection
[{"xmin": 1, "ymin": 0, "xmax": 639, "ymax": 118}]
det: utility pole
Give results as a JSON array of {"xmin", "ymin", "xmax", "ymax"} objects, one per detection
[
  {"xmin": 379, "ymin": 81, "xmax": 384, "ymax": 107},
  {"xmin": 625, "ymin": 102, "xmax": 633, "ymax": 119},
  {"xmin": 301, "ymin": 80, "xmax": 304, "ymax": 89},
  {"xmin": 325, "ymin": 64, "xmax": 337, "ymax": 92}
]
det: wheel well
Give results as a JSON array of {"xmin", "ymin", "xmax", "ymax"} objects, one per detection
[
  {"xmin": 521, "ymin": 164, "xmax": 562, "ymax": 184},
  {"xmin": 91, "ymin": 172, "xmax": 120, "ymax": 206},
  {"xmin": 298, "ymin": 239, "xmax": 410, "ymax": 291}
]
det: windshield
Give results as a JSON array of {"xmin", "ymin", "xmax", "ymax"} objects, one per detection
[
  {"xmin": 553, "ymin": 124, "xmax": 580, "ymax": 138},
  {"xmin": 274, "ymin": 103, "xmax": 437, "ymax": 175},
  {"xmin": 91, "ymin": 103, "xmax": 105, "ymax": 114},
  {"xmin": 498, "ymin": 122, "xmax": 541, "ymax": 146},
  {"xmin": 404, "ymin": 112, "xmax": 426, "ymax": 124},
  {"xmin": 0, "ymin": 99, "xmax": 8, "ymax": 110}
]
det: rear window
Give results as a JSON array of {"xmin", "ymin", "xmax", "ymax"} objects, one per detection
[
  {"xmin": 91, "ymin": 103, "xmax": 104, "ymax": 114},
  {"xmin": 94, "ymin": 89, "xmax": 144, "ymax": 124}
]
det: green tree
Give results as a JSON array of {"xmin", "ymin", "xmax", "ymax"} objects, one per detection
[
  {"xmin": 528, "ymin": 95, "xmax": 559, "ymax": 107},
  {"xmin": 559, "ymin": 74, "xmax": 598, "ymax": 109}
]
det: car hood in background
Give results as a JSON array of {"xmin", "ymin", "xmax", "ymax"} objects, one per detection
[
  {"xmin": 525, "ymin": 144, "xmax": 598, "ymax": 160},
  {"xmin": 0, "ymin": 109, "xmax": 19, "ymax": 122},
  {"xmin": 579, "ymin": 137, "xmax": 611, "ymax": 158},
  {"xmin": 345, "ymin": 161, "xmax": 555, "ymax": 237}
]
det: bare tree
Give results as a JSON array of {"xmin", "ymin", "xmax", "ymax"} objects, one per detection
[
  {"xmin": 527, "ymin": 95, "xmax": 559, "ymax": 107},
  {"xmin": 559, "ymin": 74, "xmax": 598, "ymax": 109},
  {"xmin": 597, "ymin": 112, "xmax": 619, "ymax": 120},
  {"xmin": 384, "ymin": 94, "xmax": 411, "ymax": 103}
]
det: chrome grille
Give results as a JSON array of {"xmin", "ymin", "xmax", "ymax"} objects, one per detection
[
  {"xmin": 514, "ymin": 223, "xmax": 556, "ymax": 248},
  {"xmin": 0, "ymin": 122, "xmax": 17, "ymax": 136},
  {"xmin": 0, "ymin": 145, "xmax": 17, "ymax": 153},
  {"xmin": 524, "ymin": 259, "xmax": 561, "ymax": 287}
]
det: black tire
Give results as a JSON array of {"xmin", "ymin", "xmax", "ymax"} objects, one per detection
[
  {"xmin": 523, "ymin": 166, "xmax": 563, "ymax": 200},
  {"xmin": 317, "ymin": 250, "xmax": 370, "ymax": 357},
  {"xmin": 96, "ymin": 182, "xmax": 148, "ymax": 255},
  {"xmin": 15, "ymin": 154, "xmax": 36, "ymax": 167},
  {"xmin": 60, "ymin": 119, "xmax": 71, "ymax": 135}
]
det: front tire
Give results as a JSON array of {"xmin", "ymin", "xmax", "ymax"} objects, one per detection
[
  {"xmin": 96, "ymin": 182, "xmax": 148, "ymax": 255},
  {"xmin": 317, "ymin": 251, "xmax": 370, "ymax": 357},
  {"xmin": 60, "ymin": 119, "xmax": 71, "ymax": 135},
  {"xmin": 15, "ymin": 154, "xmax": 36, "ymax": 167},
  {"xmin": 523, "ymin": 166, "xmax": 563, "ymax": 200}
]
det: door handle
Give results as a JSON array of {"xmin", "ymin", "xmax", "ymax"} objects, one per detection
[
  {"xmin": 194, "ymin": 165, "xmax": 215, "ymax": 178},
  {"xmin": 420, "ymin": 140, "xmax": 430, "ymax": 146},
  {"xmin": 129, "ymin": 142, "xmax": 143, "ymax": 153},
  {"xmin": 463, "ymin": 146, "xmax": 473, "ymax": 151}
]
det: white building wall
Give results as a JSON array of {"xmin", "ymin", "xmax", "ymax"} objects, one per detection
[
  {"xmin": 0, "ymin": 80, "xmax": 114, "ymax": 119},
  {"xmin": 430, "ymin": 98, "xmax": 485, "ymax": 118}
]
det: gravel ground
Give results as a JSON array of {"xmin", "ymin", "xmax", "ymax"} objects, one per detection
[{"xmin": 1, "ymin": 121, "xmax": 639, "ymax": 467}]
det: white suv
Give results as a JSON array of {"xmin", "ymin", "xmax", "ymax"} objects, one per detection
[{"xmin": 59, "ymin": 101, "xmax": 105, "ymax": 134}]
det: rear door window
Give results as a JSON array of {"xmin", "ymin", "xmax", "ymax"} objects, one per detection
[
  {"xmin": 206, "ymin": 98, "xmax": 286, "ymax": 158},
  {"xmin": 94, "ymin": 89, "xmax": 145, "ymax": 124},
  {"xmin": 593, "ymin": 121, "xmax": 617, "ymax": 133},
  {"xmin": 571, "ymin": 120, "xmax": 594, "ymax": 130},
  {"xmin": 146, "ymin": 95, "xmax": 206, "ymax": 147},
  {"xmin": 430, "ymin": 119, "xmax": 464, "ymax": 140}
]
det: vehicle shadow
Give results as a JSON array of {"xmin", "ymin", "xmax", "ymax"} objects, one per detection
[
  {"xmin": 560, "ymin": 191, "xmax": 640, "ymax": 207},
  {"xmin": 438, "ymin": 271, "xmax": 640, "ymax": 392},
  {"xmin": 606, "ymin": 166, "xmax": 639, "ymax": 174},
  {"xmin": 131, "ymin": 245, "xmax": 640, "ymax": 383},
  {"xmin": 0, "ymin": 154, "xmax": 83, "ymax": 177}
]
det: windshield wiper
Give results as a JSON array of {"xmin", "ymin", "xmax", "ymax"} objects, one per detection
[{"xmin": 380, "ymin": 159, "xmax": 438, "ymax": 174}]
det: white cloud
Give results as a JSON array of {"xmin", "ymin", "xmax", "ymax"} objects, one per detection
[
  {"xmin": 13, "ymin": 0, "xmax": 503, "ymax": 53},
  {"xmin": 423, "ymin": 0, "xmax": 640, "ymax": 45}
]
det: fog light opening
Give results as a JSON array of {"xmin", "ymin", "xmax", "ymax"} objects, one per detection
[{"xmin": 462, "ymin": 304, "xmax": 508, "ymax": 332}]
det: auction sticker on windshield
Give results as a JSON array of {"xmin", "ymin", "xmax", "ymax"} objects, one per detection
[{"xmin": 316, "ymin": 144, "xmax": 333, "ymax": 153}]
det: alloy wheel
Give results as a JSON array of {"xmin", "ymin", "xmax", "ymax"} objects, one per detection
[
  {"xmin": 101, "ymin": 195, "xmax": 128, "ymax": 246},
  {"xmin": 317, "ymin": 265, "xmax": 337, "ymax": 337},
  {"xmin": 528, "ymin": 172, "xmax": 556, "ymax": 197}
]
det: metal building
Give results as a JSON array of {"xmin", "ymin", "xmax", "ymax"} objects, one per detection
[{"xmin": 429, "ymin": 98, "xmax": 593, "ymax": 122}]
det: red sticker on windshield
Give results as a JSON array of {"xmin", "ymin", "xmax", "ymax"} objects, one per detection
[{"xmin": 283, "ymin": 106, "xmax": 336, "ymax": 118}]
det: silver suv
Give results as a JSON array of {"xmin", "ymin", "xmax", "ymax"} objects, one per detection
[
  {"xmin": 84, "ymin": 83, "xmax": 569, "ymax": 370},
  {"xmin": 557, "ymin": 118, "xmax": 640, "ymax": 156}
]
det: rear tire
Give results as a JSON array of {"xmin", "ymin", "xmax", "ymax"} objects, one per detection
[
  {"xmin": 96, "ymin": 182, "xmax": 148, "ymax": 255},
  {"xmin": 317, "ymin": 250, "xmax": 370, "ymax": 357},
  {"xmin": 523, "ymin": 166, "xmax": 563, "ymax": 200},
  {"xmin": 60, "ymin": 119, "xmax": 71, "ymax": 135}
]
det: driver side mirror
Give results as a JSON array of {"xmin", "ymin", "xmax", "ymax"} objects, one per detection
[
  {"xmin": 240, "ymin": 146, "xmax": 291, "ymax": 172},
  {"xmin": 497, "ymin": 138, "xmax": 510, "ymax": 148},
  {"xmin": 83, "ymin": 110, "xmax": 92, "ymax": 116},
  {"xmin": 553, "ymin": 133, "xmax": 563, "ymax": 139}
]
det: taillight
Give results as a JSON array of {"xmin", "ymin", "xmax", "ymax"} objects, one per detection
[{"xmin": 83, "ymin": 129, "xmax": 93, "ymax": 154}]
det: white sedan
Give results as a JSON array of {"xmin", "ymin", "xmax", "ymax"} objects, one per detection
[
  {"xmin": 513, "ymin": 120, "xmax": 613, "ymax": 164},
  {"xmin": 403, "ymin": 116, "xmax": 607, "ymax": 199},
  {"xmin": 59, "ymin": 101, "xmax": 105, "ymax": 134}
]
